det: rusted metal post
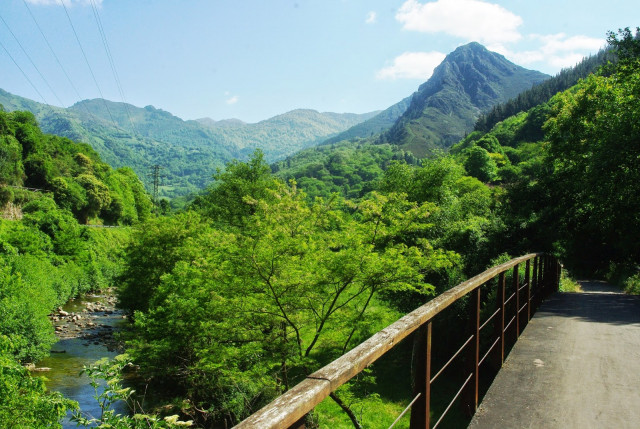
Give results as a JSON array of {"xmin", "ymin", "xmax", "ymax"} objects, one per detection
[
  {"xmin": 464, "ymin": 287, "xmax": 481, "ymax": 416},
  {"xmin": 410, "ymin": 322, "xmax": 432, "ymax": 429},
  {"xmin": 525, "ymin": 259, "xmax": 531, "ymax": 323},
  {"xmin": 492, "ymin": 272, "xmax": 506, "ymax": 370},
  {"xmin": 531, "ymin": 257, "xmax": 538, "ymax": 313},
  {"xmin": 513, "ymin": 264, "xmax": 520, "ymax": 337}
]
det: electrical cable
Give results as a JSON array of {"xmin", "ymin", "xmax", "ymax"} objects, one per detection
[
  {"xmin": 21, "ymin": 0, "xmax": 93, "ymax": 117},
  {"xmin": 60, "ymin": 0, "xmax": 119, "ymax": 129},
  {"xmin": 0, "ymin": 13, "xmax": 66, "ymax": 108},
  {"xmin": 0, "ymin": 38, "xmax": 49, "ymax": 106},
  {"xmin": 89, "ymin": 0, "xmax": 138, "ymax": 136}
]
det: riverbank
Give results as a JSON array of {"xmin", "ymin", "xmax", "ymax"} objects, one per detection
[
  {"xmin": 34, "ymin": 290, "xmax": 129, "ymax": 427},
  {"xmin": 49, "ymin": 287, "xmax": 125, "ymax": 353}
]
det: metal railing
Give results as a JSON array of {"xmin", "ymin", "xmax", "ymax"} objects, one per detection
[{"xmin": 236, "ymin": 253, "xmax": 560, "ymax": 428}]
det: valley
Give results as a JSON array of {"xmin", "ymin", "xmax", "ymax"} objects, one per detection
[{"xmin": 1, "ymin": 24, "xmax": 639, "ymax": 429}]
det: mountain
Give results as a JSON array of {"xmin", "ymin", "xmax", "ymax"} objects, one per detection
[
  {"xmin": 474, "ymin": 48, "xmax": 615, "ymax": 132},
  {"xmin": 385, "ymin": 42, "xmax": 549, "ymax": 157},
  {"xmin": 0, "ymin": 89, "xmax": 377, "ymax": 199},
  {"xmin": 195, "ymin": 117, "xmax": 247, "ymax": 128},
  {"xmin": 322, "ymin": 95, "xmax": 412, "ymax": 144},
  {"xmin": 194, "ymin": 108, "xmax": 380, "ymax": 159}
]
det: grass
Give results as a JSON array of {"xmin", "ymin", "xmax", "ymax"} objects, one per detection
[
  {"xmin": 559, "ymin": 269, "xmax": 582, "ymax": 292},
  {"xmin": 315, "ymin": 394, "xmax": 410, "ymax": 429}
]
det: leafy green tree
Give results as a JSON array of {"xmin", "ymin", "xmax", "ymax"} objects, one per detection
[
  {"xmin": 607, "ymin": 27, "xmax": 640, "ymax": 66},
  {"xmin": 0, "ymin": 134, "xmax": 24, "ymax": 185},
  {"xmin": 380, "ymin": 156, "xmax": 496, "ymax": 279},
  {"xmin": 475, "ymin": 134, "xmax": 502, "ymax": 153},
  {"xmin": 543, "ymin": 60, "xmax": 640, "ymax": 272},
  {"xmin": 121, "ymin": 172, "xmax": 454, "ymax": 425},
  {"xmin": 463, "ymin": 146, "xmax": 498, "ymax": 183},
  {"xmin": 0, "ymin": 253, "xmax": 57, "ymax": 362},
  {"xmin": 0, "ymin": 336, "xmax": 77, "ymax": 428},
  {"xmin": 76, "ymin": 174, "xmax": 112, "ymax": 223},
  {"xmin": 194, "ymin": 149, "xmax": 280, "ymax": 227},
  {"xmin": 117, "ymin": 212, "xmax": 206, "ymax": 314}
]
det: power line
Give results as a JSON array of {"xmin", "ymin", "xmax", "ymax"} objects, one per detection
[
  {"xmin": 0, "ymin": 38, "xmax": 49, "ymax": 106},
  {"xmin": 60, "ymin": 0, "xmax": 118, "ymax": 128},
  {"xmin": 89, "ymin": 0, "xmax": 138, "ymax": 136},
  {"xmin": 0, "ymin": 12, "xmax": 65, "ymax": 107},
  {"xmin": 21, "ymin": 0, "xmax": 93, "ymax": 117}
]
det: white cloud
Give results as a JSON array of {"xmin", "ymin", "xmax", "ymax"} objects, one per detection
[
  {"xmin": 396, "ymin": 0, "xmax": 522, "ymax": 44},
  {"xmin": 547, "ymin": 53, "xmax": 590, "ymax": 70},
  {"xmin": 490, "ymin": 33, "xmax": 605, "ymax": 71},
  {"xmin": 24, "ymin": 0, "xmax": 102, "ymax": 5},
  {"xmin": 226, "ymin": 95, "xmax": 239, "ymax": 105},
  {"xmin": 366, "ymin": 11, "xmax": 377, "ymax": 24},
  {"xmin": 531, "ymin": 33, "xmax": 604, "ymax": 55},
  {"xmin": 376, "ymin": 51, "xmax": 446, "ymax": 80}
]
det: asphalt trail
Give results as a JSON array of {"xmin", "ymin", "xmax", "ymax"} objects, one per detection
[{"xmin": 469, "ymin": 281, "xmax": 640, "ymax": 429}]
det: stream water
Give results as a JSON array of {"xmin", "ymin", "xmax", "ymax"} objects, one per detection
[{"xmin": 36, "ymin": 292, "xmax": 129, "ymax": 427}]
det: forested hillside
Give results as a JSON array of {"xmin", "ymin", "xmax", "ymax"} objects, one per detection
[
  {"xmin": 2, "ymin": 27, "xmax": 638, "ymax": 429},
  {"xmin": 0, "ymin": 91, "xmax": 377, "ymax": 200},
  {"xmin": 321, "ymin": 96, "xmax": 413, "ymax": 145},
  {"xmin": 473, "ymin": 48, "xmax": 616, "ymax": 132},
  {"xmin": 0, "ymin": 108, "xmax": 151, "ymax": 426}
]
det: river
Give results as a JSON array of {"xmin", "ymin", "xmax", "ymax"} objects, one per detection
[{"xmin": 36, "ymin": 291, "xmax": 129, "ymax": 427}]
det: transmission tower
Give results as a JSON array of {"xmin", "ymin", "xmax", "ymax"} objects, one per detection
[{"xmin": 148, "ymin": 165, "xmax": 165, "ymax": 211}]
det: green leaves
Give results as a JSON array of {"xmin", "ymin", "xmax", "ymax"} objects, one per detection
[
  {"xmin": 118, "ymin": 157, "xmax": 457, "ymax": 423},
  {"xmin": 0, "ymin": 336, "xmax": 77, "ymax": 428},
  {"xmin": 543, "ymin": 62, "xmax": 640, "ymax": 271},
  {"xmin": 71, "ymin": 355, "xmax": 193, "ymax": 428}
]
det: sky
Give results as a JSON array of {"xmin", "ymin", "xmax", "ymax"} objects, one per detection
[{"xmin": 0, "ymin": 0, "xmax": 638, "ymax": 123}]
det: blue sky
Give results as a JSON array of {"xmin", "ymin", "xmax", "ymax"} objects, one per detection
[{"xmin": 0, "ymin": 0, "xmax": 637, "ymax": 123}]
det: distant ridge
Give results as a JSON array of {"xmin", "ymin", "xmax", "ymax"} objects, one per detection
[
  {"xmin": 322, "ymin": 96, "xmax": 412, "ymax": 145},
  {"xmin": 0, "ymin": 89, "xmax": 377, "ymax": 199},
  {"xmin": 195, "ymin": 117, "xmax": 247, "ymax": 128}
]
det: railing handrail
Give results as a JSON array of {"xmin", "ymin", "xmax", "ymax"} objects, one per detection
[{"xmin": 236, "ymin": 253, "xmax": 548, "ymax": 428}]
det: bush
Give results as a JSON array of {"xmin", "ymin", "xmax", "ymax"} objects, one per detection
[
  {"xmin": 624, "ymin": 274, "xmax": 640, "ymax": 295},
  {"xmin": 559, "ymin": 270, "xmax": 582, "ymax": 292},
  {"xmin": 0, "ymin": 187, "xmax": 13, "ymax": 206},
  {"xmin": 0, "ymin": 336, "xmax": 77, "ymax": 428}
]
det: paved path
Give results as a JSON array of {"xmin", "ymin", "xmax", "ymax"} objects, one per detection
[{"xmin": 469, "ymin": 281, "xmax": 640, "ymax": 429}]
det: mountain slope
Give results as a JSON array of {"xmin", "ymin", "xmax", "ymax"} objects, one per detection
[
  {"xmin": 322, "ymin": 96, "xmax": 412, "ymax": 144},
  {"xmin": 385, "ymin": 42, "xmax": 549, "ymax": 157},
  {"xmin": 196, "ymin": 108, "xmax": 380, "ymax": 159},
  {"xmin": 0, "ymin": 89, "xmax": 376, "ymax": 199}
]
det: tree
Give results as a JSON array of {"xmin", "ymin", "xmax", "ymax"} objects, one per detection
[
  {"xmin": 195, "ymin": 149, "xmax": 280, "ymax": 227},
  {"xmin": 0, "ymin": 336, "xmax": 77, "ymax": 428},
  {"xmin": 463, "ymin": 146, "xmax": 498, "ymax": 183},
  {"xmin": 607, "ymin": 27, "xmax": 640, "ymax": 65},
  {"xmin": 121, "ymin": 179, "xmax": 454, "ymax": 426},
  {"xmin": 76, "ymin": 174, "xmax": 111, "ymax": 223},
  {"xmin": 543, "ymin": 60, "xmax": 640, "ymax": 272}
]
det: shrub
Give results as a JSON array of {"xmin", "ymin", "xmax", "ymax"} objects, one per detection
[{"xmin": 624, "ymin": 274, "xmax": 640, "ymax": 295}]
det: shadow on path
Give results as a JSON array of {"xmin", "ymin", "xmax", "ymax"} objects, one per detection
[
  {"xmin": 469, "ymin": 283, "xmax": 640, "ymax": 429},
  {"xmin": 536, "ymin": 285, "xmax": 640, "ymax": 326}
]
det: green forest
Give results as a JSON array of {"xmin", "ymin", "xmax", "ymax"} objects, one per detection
[{"xmin": 1, "ymin": 29, "xmax": 639, "ymax": 428}]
